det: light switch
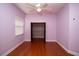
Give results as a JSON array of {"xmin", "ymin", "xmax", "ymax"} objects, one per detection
[{"xmin": 73, "ymin": 18, "xmax": 75, "ymax": 20}]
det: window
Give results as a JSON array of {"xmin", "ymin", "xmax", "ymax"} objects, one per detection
[{"xmin": 15, "ymin": 16, "xmax": 24, "ymax": 36}]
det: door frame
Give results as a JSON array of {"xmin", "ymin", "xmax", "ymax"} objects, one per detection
[{"xmin": 31, "ymin": 22, "xmax": 46, "ymax": 42}]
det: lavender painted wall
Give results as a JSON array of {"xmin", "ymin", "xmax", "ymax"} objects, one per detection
[
  {"xmin": 0, "ymin": 3, "xmax": 25, "ymax": 55},
  {"xmin": 25, "ymin": 14, "xmax": 56, "ymax": 42},
  {"xmin": 57, "ymin": 3, "xmax": 79, "ymax": 54},
  {"xmin": 69, "ymin": 3, "xmax": 79, "ymax": 53},
  {"xmin": 56, "ymin": 4, "xmax": 70, "ymax": 49}
]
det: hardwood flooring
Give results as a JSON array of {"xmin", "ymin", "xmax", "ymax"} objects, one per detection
[{"xmin": 8, "ymin": 39, "xmax": 73, "ymax": 56}]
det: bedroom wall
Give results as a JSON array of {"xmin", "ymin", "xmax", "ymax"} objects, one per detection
[
  {"xmin": 56, "ymin": 4, "xmax": 70, "ymax": 49},
  {"xmin": 57, "ymin": 3, "xmax": 79, "ymax": 55},
  {"xmin": 0, "ymin": 3, "xmax": 25, "ymax": 55},
  {"xmin": 25, "ymin": 14, "xmax": 56, "ymax": 42},
  {"xmin": 69, "ymin": 3, "xmax": 79, "ymax": 53}
]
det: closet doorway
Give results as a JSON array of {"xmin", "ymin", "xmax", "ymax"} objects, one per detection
[{"xmin": 31, "ymin": 22, "xmax": 46, "ymax": 42}]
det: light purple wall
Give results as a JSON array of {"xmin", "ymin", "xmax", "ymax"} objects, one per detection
[
  {"xmin": 56, "ymin": 4, "xmax": 70, "ymax": 49},
  {"xmin": 69, "ymin": 3, "xmax": 79, "ymax": 52},
  {"xmin": 25, "ymin": 14, "xmax": 56, "ymax": 42},
  {"xmin": 57, "ymin": 3, "xmax": 79, "ymax": 54},
  {"xmin": 0, "ymin": 3, "xmax": 25, "ymax": 55}
]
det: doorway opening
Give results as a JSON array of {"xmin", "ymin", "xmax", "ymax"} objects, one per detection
[{"xmin": 31, "ymin": 22, "xmax": 46, "ymax": 43}]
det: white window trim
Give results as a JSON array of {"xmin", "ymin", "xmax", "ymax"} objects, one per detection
[{"xmin": 15, "ymin": 16, "xmax": 24, "ymax": 36}]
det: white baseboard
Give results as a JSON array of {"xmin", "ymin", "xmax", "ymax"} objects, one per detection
[
  {"xmin": 46, "ymin": 40, "xmax": 56, "ymax": 42},
  {"xmin": 1, "ymin": 40, "xmax": 24, "ymax": 56},
  {"xmin": 67, "ymin": 49, "xmax": 79, "ymax": 56},
  {"xmin": 56, "ymin": 41, "xmax": 79, "ymax": 56},
  {"xmin": 24, "ymin": 39, "xmax": 56, "ymax": 42},
  {"xmin": 24, "ymin": 39, "xmax": 31, "ymax": 42},
  {"xmin": 56, "ymin": 41, "xmax": 70, "ymax": 53}
]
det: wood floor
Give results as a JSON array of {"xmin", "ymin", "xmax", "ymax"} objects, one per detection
[{"xmin": 8, "ymin": 39, "xmax": 73, "ymax": 56}]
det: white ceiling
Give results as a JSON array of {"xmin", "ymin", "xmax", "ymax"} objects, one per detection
[{"xmin": 15, "ymin": 3, "xmax": 65, "ymax": 14}]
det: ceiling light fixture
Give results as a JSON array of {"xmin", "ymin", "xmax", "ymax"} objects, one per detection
[
  {"xmin": 35, "ymin": 3, "xmax": 42, "ymax": 12},
  {"xmin": 36, "ymin": 8, "xmax": 42, "ymax": 12}
]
